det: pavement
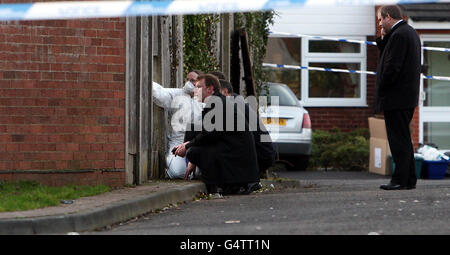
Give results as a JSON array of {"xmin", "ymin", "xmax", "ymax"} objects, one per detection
[
  {"xmin": 0, "ymin": 177, "xmax": 298, "ymax": 235},
  {"xmin": 0, "ymin": 180, "xmax": 207, "ymax": 235},
  {"xmin": 1, "ymin": 168, "xmax": 448, "ymax": 235}
]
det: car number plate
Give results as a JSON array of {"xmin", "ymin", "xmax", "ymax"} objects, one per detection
[{"xmin": 261, "ymin": 118, "xmax": 286, "ymax": 126}]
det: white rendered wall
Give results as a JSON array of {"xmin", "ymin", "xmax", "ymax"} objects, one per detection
[{"xmin": 270, "ymin": 6, "xmax": 376, "ymax": 36}]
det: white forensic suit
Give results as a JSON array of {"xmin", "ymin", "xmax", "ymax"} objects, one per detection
[{"xmin": 152, "ymin": 81, "xmax": 203, "ymax": 179}]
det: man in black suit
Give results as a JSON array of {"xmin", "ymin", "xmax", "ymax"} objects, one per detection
[
  {"xmin": 173, "ymin": 74, "xmax": 260, "ymax": 195},
  {"xmin": 219, "ymin": 79, "xmax": 276, "ymax": 179},
  {"xmin": 375, "ymin": 5, "xmax": 421, "ymax": 190}
]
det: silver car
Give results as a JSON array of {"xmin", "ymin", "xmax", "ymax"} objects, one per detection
[{"xmin": 259, "ymin": 82, "xmax": 312, "ymax": 170}]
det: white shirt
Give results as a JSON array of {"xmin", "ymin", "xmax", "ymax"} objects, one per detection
[{"xmin": 391, "ymin": 20, "xmax": 403, "ymax": 30}]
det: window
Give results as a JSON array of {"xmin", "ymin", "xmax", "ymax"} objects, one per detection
[
  {"xmin": 263, "ymin": 36, "xmax": 368, "ymax": 107},
  {"xmin": 419, "ymin": 36, "xmax": 450, "ymax": 151},
  {"xmin": 309, "ymin": 40, "xmax": 360, "ymax": 53},
  {"xmin": 422, "ymin": 41, "xmax": 450, "ymax": 107},
  {"xmin": 302, "ymin": 38, "xmax": 367, "ymax": 107},
  {"xmin": 424, "ymin": 122, "xmax": 450, "ymax": 149},
  {"xmin": 308, "ymin": 62, "xmax": 361, "ymax": 98},
  {"xmin": 263, "ymin": 37, "xmax": 301, "ymax": 98}
]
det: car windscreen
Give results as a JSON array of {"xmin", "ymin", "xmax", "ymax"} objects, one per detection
[{"xmin": 260, "ymin": 84, "xmax": 299, "ymax": 106}]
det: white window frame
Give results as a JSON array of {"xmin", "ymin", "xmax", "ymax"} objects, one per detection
[
  {"xmin": 419, "ymin": 34, "xmax": 450, "ymax": 151},
  {"xmin": 301, "ymin": 36, "xmax": 368, "ymax": 107}
]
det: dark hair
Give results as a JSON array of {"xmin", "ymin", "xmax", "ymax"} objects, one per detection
[
  {"xmin": 198, "ymin": 74, "xmax": 221, "ymax": 94},
  {"xmin": 190, "ymin": 70, "xmax": 204, "ymax": 75},
  {"xmin": 219, "ymin": 79, "xmax": 233, "ymax": 94},
  {"xmin": 378, "ymin": 5, "xmax": 403, "ymax": 20},
  {"xmin": 209, "ymin": 71, "xmax": 226, "ymax": 80}
]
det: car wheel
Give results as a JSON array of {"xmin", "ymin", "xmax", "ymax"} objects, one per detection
[{"xmin": 286, "ymin": 155, "xmax": 310, "ymax": 171}]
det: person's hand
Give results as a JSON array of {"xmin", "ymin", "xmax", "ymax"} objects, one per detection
[
  {"xmin": 174, "ymin": 142, "xmax": 188, "ymax": 157},
  {"xmin": 171, "ymin": 145, "xmax": 179, "ymax": 155},
  {"xmin": 381, "ymin": 27, "xmax": 386, "ymax": 39},
  {"xmin": 184, "ymin": 162, "xmax": 196, "ymax": 180}
]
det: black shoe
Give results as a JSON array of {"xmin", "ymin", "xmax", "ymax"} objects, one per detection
[
  {"xmin": 220, "ymin": 184, "xmax": 241, "ymax": 196},
  {"xmin": 239, "ymin": 182, "xmax": 262, "ymax": 195},
  {"xmin": 406, "ymin": 185, "xmax": 416, "ymax": 190},
  {"xmin": 206, "ymin": 184, "xmax": 218, "ymax": 194},
  {"xmin": 380, "ymin": 183, "xmax": 407, "ymax": 190}
]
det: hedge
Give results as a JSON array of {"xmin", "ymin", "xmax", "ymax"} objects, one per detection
[{"xmin": 310, "ymin": 128, "xmax": 370, "ymax": 171}]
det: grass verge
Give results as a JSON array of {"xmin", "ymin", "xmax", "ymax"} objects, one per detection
[{"xmin": 0, "ymin": 180, "xmax": 111, "ymax": 212}]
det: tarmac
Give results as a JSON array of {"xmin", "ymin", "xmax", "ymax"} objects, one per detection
[
  {"xmin": 2, "ymin": 168, "xmax": 449, "ymax": 235},
  {"xmin": 0, "ymin": 178, "xmax": 298, "ymax": 235}
]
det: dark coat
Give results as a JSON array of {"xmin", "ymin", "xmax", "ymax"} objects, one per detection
[
  {"xmin": 184, "ymin": 92, "xmax": 260, "ymax": 185},
  {"xmin": 232, "ymin": 93, "xmax": 275, "ymax": 173},
  {"xmin": 374, "ymin": 21, "xmax": 421, "ymax": 113}
]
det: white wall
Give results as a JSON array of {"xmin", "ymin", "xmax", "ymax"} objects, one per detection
[{"xmin": 270, "ymin": 6, "xmax": 376, "ymax": 36}]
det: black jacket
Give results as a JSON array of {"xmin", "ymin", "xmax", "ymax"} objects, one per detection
[
  {"xmin": 232, "ymin": 93, "xmax": 275, "ymax": 173},
  {"xmin": 374, "ymin": 21, "xmax": 421, "ymax": 113},
  {"xmin": 184, "ymin": 92, "xmax": 260, "ymax": 185}
]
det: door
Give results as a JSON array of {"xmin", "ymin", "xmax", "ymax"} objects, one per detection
[{"xmin": 419, "ymin": 35, "xmax": 450, "ymax": 152}]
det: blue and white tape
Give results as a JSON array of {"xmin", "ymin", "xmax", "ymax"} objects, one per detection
[
  {"xmin": 421, "ymin": 74, "xmax": 450, "ymax": 81},
  {"xmin": 262, "ymin": 63, "xmax": 377, "ymax": 75},
  {"xmin": 270, "ymin": 31, "xmax": 450, "ymax": 53},
  {"xmin": 270, "ymin": 31, "xmax": 378, "ymax": 46},
  {"xmin": 1, "ymin": 0, "xmax": 450, "ymax": 21},
  {"xmin": 262, "ymin": 63, "xmax": 450, "ymax": 81}
]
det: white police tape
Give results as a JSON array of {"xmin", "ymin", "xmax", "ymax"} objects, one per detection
[
  {"xmin": 262, "ymin": 63, "xmax": 450, "ymax": 81},
  {"xmin": 1, "ymin": 0, "xmax": 450, "ymax": 21},
  {"xmin": 421, "ymin": 74, "xmax": 450, "ymax": 81},
  {"xmin": 262, "ymin": 63, "xmax": 377, "ymax": 75},
  {"xmin": 270, "ymin": 31, "xmax": 450, "ymax": 53},
  {"xmin": 270, "ymin": 31, "xmax": 378, "ymax": 46}
]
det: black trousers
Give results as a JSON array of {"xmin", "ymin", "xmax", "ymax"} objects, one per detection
[
  {"xmin": 384, "ymin": 108, "xmax": 416, "ymax": 187},
  {"xmin": 186, "ymin": 146, "xmax": 249, "ymax": 194}
]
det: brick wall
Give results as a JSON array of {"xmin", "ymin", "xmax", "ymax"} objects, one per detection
[{"xmin": 0, "ymin": 14, "xmax": 126, "ymax": 186}]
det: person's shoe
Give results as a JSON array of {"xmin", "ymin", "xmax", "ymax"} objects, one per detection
[
  {"xmin": 206, "ymin": 184, "xmax": 218, "ymax": 194},
  {"xmin": 380, "ymin": 183, "xmax": 406, "ymax": 190},
  {"xmin": 239, "ymin": 182, "xmax": 262, "ymax": 195},
  {"xmin": 406, "ymin": 185, "xmax": 416, "ymax": 190},
  {"xmin": 219, "ymin": 184, "xmax": 241, "ymax": 196}
]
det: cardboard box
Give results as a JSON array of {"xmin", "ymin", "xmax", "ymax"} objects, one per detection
[
  {"xmin": 368, "ymin": 117, "xmax": 388, "ymax": 139},
  {"xmin": 368, "ymin": 117, "xmax": 392, "ymax": 175},
  {"xmin": 369, "ymin": 137, "xmax": 392, "ymax": 175}
]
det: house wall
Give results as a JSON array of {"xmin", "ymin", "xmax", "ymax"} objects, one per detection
[
  {"xmin": 415, "ymin": 29, "xmax": 450, "ymax": 149},
  {"xmin": 0, "ymin": 18, "xmax": 126, "ymax": 187},
  {"xmin": 269, "ymin": 6, "xmax": 432, "ymax": 149},
  {"xmin": 269, "ymin": 6, "xmax": 378, "ymax": 134},
  {"xmin": 306, "ymin": 36, "xmax": 378, "ymax": 133},
  {"xmin": 270, "ymin": 6, "xmax": 376, "ymax": 36}
]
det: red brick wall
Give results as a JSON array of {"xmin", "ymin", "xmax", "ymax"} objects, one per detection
[
  {"xmin": 0, "ymin": 15, "xmax": 126, "ymax": 186},
  {"xmin": 0, "ymin": 170, "xmax": 124, "ymax": 187}
]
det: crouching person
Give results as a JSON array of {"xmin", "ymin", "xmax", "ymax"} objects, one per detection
[
  {"xmin": 152, "ymin": 70, "xmax": 203, "ymax": 179},
  {"xmin": 173, "ymin": 74, "xmax": 260, "ymax": 195}
]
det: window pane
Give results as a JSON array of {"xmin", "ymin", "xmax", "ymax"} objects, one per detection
[
  {"xmin": 263, "ymin": 69, "xmax": 301, "ymax": 98},
  {"xmin": 424, "ymin": 122, "xmax": 450, "ymax": 150},
  {"xmin": 264, "ymin": 37, "xmax": 301, "ymax": 65},
  {"xmin": 309, "ymin": 40, "xmax": 360, "ymax": 53},
  {"xmin": 263, "ymin": 37, "xmax": 301, "ymax": 98},
  {"xmin": 308, "ymin": 63, "xmax": 361, "ymax": 98},
  {"xmin": 423, "ymin": 41, "xmax": 450, "ymax": 107}
]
